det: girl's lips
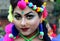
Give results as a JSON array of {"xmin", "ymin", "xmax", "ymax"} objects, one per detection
[{"xmin": 21, "ymin": 28, "xmax": 29, "ymax": 32}]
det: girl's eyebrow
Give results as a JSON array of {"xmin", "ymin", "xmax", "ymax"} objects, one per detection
[
  {"xmin": 25, "ymin": 11, "xmax": 34, "ymax": 15},
  {"xmin": 14, "ymin": 11, "xmax": 34, "ymax": 15},
  {"xmin": 14, "ymin": 12, "xmax": 20, "ymax": 14},
  {"xmin": 14, "ymin": 12, "xmax": 21, "ymax": 15}
]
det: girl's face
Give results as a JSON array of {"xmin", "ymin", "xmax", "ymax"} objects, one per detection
[{"xmin": 13, "ymin": 6, "xmax": 41, "ymax": 36}]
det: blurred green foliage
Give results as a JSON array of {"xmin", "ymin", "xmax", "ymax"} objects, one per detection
[
  {"xmin": 56, "ymin": 0, "xmax": 60, "ymax": 4},
  {"xmin": 53, "ymin": 0, "xmax": 60, "ymax": 16},
  {"xmin": 0, "ymin": 27, "xmax": 5, "ymax": 36}
]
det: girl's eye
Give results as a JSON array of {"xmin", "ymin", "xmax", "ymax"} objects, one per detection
[
  {"xmin": 26, "ymin": 15, "xmax": 35, "ymax": 20},
  {"xmin": 25, "ymin": 12, "xmax": 35, "ymax": 20},
  {"xmin": 14, "ymin": 14, "xmax": 22, "ymax": 20}
]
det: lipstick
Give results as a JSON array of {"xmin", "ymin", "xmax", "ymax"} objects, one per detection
[{"xmin": 21, "ymin": 28, "xmax": 29, "ymax": 32}]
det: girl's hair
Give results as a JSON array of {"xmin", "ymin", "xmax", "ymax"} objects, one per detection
[
  {"xmin": 10, "ymin": 0, "xmax": 51, "ymax": 41},
  {"xmin": 42, "ymin": 21, "xmax": 51, "ymax": 41},
  {"xmin": 10, "ymin": 0, "xmax": 44, "ymax": 9},
  {"xmin": 10, "ymin": 0, "xmax": 44, "ymax": 17}
]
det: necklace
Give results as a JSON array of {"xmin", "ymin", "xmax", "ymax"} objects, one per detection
[{"xmin": 19, "ymin": 30, "xmax": 39, "ymax": 41}]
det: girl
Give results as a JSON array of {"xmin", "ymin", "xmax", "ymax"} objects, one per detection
[{"xmin": 0, "ymin": 0, "xmax": 51, "ymax": 41}]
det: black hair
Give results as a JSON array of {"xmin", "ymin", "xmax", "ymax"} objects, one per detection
[
  {"xmin": 10, "ymin": 0, "xmax": 51, "ymax": 41},
  {"xmin": 10, "ymin": 0, "xmax": 44, "ymax": 17},
  {"xmin": 42, "ymin": 21, "xmax": 51, "ymax": 41}
]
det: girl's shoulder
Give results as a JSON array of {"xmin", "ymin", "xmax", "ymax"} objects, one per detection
[{"xmin": 0, "ymin": 38, "xmax": 3, "ymax": 41}]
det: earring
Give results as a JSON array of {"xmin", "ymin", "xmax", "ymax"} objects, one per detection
[
  {"xmin": 39, "ymin": 23, "xmax": 44, "ymax": 39},
  {"xmin": 12, "ymin": 24, "xmax": 19, "ymax": 37}
]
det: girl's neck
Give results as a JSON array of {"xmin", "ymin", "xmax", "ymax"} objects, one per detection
[
  {"xmin": 25, "ymin": 29, "xmax": 38, "ymax": 39},
  {"xmin": 19, "ymin": 29, "xmax": 38, "ymax": 39}
]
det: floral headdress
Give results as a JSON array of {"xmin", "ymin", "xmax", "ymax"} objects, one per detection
[{"xmin": 8, "ymin": 0, "xmax": 47, "ymax": 22}]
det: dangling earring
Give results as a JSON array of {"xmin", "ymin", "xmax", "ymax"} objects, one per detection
[
  {"xmin": 39, "ymin": 23, "xmax": 44, "ymax": 39},
  {"xmin": 7, "ymin": 24, "xmax": 19, "ymax": 39},
  {"xmin": 4, "ymin": 23, "xmax": 19, "ymax": 40},
  {"xmin": 12, "ymin": 24, "xmax": 19, "ymax": 37}
]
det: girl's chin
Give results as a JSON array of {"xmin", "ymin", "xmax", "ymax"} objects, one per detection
[
  {"xmin": 20, "ymin": 31, "xmax": 31, "ymax": 36},
  {"xmin": 23, "ymin": 33, "xmax": 30, "ymax": 36}
]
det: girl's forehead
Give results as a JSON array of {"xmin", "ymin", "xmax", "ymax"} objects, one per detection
[{"xmin": 13, "ymin": 6, "xmax": 37, "ymax": 15}]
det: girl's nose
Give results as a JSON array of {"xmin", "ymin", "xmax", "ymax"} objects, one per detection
[{"xmin": 21, "ymin": 18, "xmax": 26, "ymax": 26}]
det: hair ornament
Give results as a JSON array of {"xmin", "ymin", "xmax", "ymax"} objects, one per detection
[
  {"xmin": 28, "ymin": 2, "xmax": 33, "ymax": 7},
  {"xmin": 43, "ymin": 2, "xmax": 46, "ymax": 7},
  {"xmin": 40, "ymin": 8, "xmax": 44, "ymax": 12},
  {"xmin": 17, "ymin": 0, "xmax": 46, "ymax": 13},
  {"xmin": 8, "ymin": 5, "xmax": 13, "ymax": 22},
  {"xmin": 3, "ymin": 23, "xmax": 14, "ymax": 41},
  {"xmin": 17, "ymin": 0, "xmax": 27, "ymax": 10},
  {"xmin": 36, "ymin": 7, "xmax": 41, "ymax": 12},
  {"xmin": 41, "ymin": 5, "xmax": 45, "ymax": 8},
  {"xmin": 33, "ymin": 5, "xmax": 37, "ymax": 10},
  {"xmin": 25, "ymin": 0, "xmax": 29, "ymax": 4},
  {"xmin": 39, "ymin": 23, "xmax": 44, "ymax": 39},
  {"xmin": 9, "ymin": 33, "xmax": 14, "ymax": 38}
]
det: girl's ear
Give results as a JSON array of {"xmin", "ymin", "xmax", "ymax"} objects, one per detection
[{"xmin": 39, "ymin": 15, "xmax": 43, "ymax": 23}]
